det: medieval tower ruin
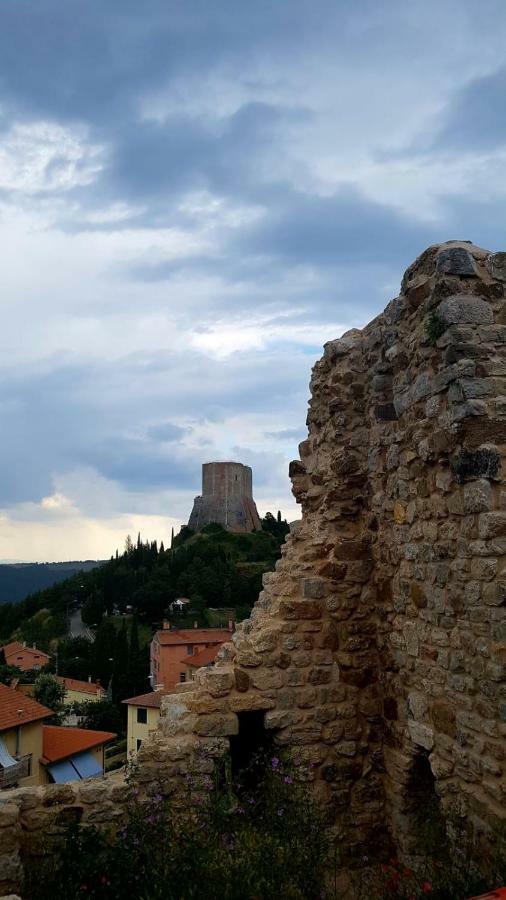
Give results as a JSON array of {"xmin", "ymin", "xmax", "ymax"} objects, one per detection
[
  {"xmin": 188, "ymin": 461, "xmax": 261, "ymax": 533},
  {"xmin": 1, "ymin": 241, "xmax": 506, "ymax": 895}
]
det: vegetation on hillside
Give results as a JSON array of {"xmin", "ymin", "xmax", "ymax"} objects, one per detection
[
  {"xmin": 0, "ymin": 561, "xmax": 103, "ymax": 604},
  {"xmin": 0, "ymin": 514, "xmax": 289, "ymax": 648}
]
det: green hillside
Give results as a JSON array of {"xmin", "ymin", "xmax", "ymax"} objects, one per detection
[{"xmin": 0, "ymin": 514, "xmax": 289, "ymax": 649}]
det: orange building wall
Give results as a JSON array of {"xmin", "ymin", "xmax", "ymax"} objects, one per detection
[{"xmin": 150, "ymin": 637, "xmax": 226, "ymax": 690}]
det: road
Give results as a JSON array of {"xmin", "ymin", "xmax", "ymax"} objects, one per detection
[{"xmin": 69, "ymin": 608, "xmax": 95, "ymax": 642}]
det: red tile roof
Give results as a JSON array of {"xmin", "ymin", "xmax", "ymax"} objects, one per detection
[
  {"xmin": 122, "ymin": 690, "xmax": 166, "ymax": 708},
  {"xmin": 154, "ymin": 628, "xmax": 231, "ymax": 647},
  {"xmin": 2, "ymin": 641, "xmax": 51, "ymax": 671},
  {"xmin": 57, "ymin": 676, "xmax": 105, "ymax": 696},
  {"xmin": 0, "ymin": 682, "xmax": 52, "ymax": 731},
  {"xmin": 41, "ymin": 726, "xmax": 116, "ymax": 763},
  {"xmin": 181, "ymin": 645, "xmax": 220, "ymax": 668}
]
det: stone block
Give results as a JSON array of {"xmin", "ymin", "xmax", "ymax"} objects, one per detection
[
  {"xmin": 489, "ymin": 251, "xmax": 506, "ymax": 281},
  {"xmin": 436, "ymin": 247, "xmax": 476, "ymax": 276},
  {"xmin": 249, "ymin": 669, "xmax": 284, "ymax": 691},
  {"xmin": 193, "ymin": 713, "xmax": 238, "ymax": 737},
  {"xmin": 408, "ymin": 721, "xmax": 434, "ymax": 750},
  {"xmin": 199, "ymin": 669, "xmax": 235, "ymax": 698},
  {"xmin": 479, "ymin": 512, "xmax": 506, "ymax": 540},
  {"xmin": 303, "ymin": 578, "xmax": 327, "ymax": 599},
  {"xmin": 234, "ymin": 669, "xmax": 250, "ymax": 692},
  {"xmin": 438, "ymin": 294, "xmax": 493, "ymax": 326},
  {"xmin": 277, "ymin": 599, "xmax": 322, "ymax": 619}
]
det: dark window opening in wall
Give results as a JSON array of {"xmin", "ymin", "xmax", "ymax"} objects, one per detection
[
  {"xmin": 137, "ymin": 708, "xmax": 147, "ymax": 724},
  {"xmin": 406, "ymin": 750, "xmax": 444, "ymax": 853},
  {"xmin": 179, "ymin": 672, "xmax": 186, "ymax": 682},
  {"xmin": 229, "ymin": 710, "xmax": 274, "ymax": 786}
]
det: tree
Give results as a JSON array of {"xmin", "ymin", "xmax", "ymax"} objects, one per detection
[
  {"xmin": 0, "ymin": 664, "xmax": 23, "ymax": 685},
  {"xmin": 125, "ymin": 534, "xmax": 134, "ymax": 554},
  {"xmin": 33, "ymin": 673, "xmax": 66, "ymax": 722},
  {"xmin": 73, "ymin": 699, "xmax": 123, "ymax": 735}
]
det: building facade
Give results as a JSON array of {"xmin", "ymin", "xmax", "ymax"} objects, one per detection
[
  {"xmin": 150, "ymin": 626, "xmax": 232, "ymax": 690},
  {"xmin": 123, "ymin": 690, "xmax": 165, "ymax": 757}
]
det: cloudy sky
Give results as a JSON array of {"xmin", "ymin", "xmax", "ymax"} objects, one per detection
[{"xmin": 1, "ymin": 0, "xmax": 505, "ymax": 561}]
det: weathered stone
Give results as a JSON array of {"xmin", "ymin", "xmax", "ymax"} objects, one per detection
[
  {"xmin": 463, "ymin": 479, "xmax": 493, "ymax": 514},
  {"xmin": 407, "ymin": 721, "xmax": 434, "ymax": 750},
  {"xmin": 193, "ymin": 713, "xmax": 238, "ymax": 737},
  {"xmin": 489, "ymin": 252, "xmax": 506, "ymax": 282},
  {"xmin": 436, "ymin": 247, "xmax": 476, "ymax": 276},
  {"xmin": 451, "ymin": 448, "xmax": 501, "ymax": 484},
  {"xmin": 438, "ymin": 294, "xmax": 493, "ymax": 326},
  {"xmin": 234, "ymin": 668, "xmax": 250, "ymax": 692}
]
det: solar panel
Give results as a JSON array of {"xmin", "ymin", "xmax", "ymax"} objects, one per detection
[
  {"xmin": 71, "ymin": 750, "xmax": 103, "ymax": 779},
  {"xmin": 47, "ymin": 759, "xmax": 81, "ymax": 783}
]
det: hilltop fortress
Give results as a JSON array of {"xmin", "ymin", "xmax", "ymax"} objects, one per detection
[
  {"xmin": 1, "ymin": 241, "xmax": 506, "ymax": 894},
  {"xmin": 188, "ymin": 461, "xmax": 261, "ymax": 533}
]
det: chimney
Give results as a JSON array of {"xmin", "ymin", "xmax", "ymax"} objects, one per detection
[
  {"xmin": 88, "ymin": 675, "xmax": 92, "ymax": 683},
  {"xmin": 22, "ymin": 641, "xmax": 26, "ymax": 648},
  {"xmin": 32, "ymin": 644, "xmax": 36, "ymax": 650},
  {"xmin": 228, "ymin": 619, "xmax": 234, "ymax": 632},
  {"xmin": 194, "ymin": 620, "xmax": 198, "ymax": 629},
  {"xmin": 162, "ymin": 619, "xmax": 170, "ymax": 631}
]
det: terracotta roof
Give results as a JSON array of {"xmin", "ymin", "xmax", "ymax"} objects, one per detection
[
  {"xmin": 182, "ymin": 645, "xmax": 220, "ymax": 668},
  {"xmin": 122, "ymin": 690, "xmax": 166, "ymax": 708},
  {"xmin": 42, "ymin": 726, "xmax": 116, "ymax": 763},
  {"xmin": 57, "ymin": 676, "xmax": 105, "ymax": 696},
  {"xmin": 2, "ymin": 641, "xmax": 51, "ymax": 671},
  {"xmin": 154, "ymin": 628, "xmax": 231, "ymax": 647},
  {"xmin": 0, "ymin": 682, "xmax": 52, "ymax": 731}
]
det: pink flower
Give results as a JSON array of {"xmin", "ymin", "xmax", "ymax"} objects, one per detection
[{"xmin": 422, "ymin": 882, "xmax": 432, "ymax": 893}]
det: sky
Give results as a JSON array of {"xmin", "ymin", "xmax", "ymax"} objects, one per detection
[{"xmin": 1, "ymin": 0, "xmax": 505, "ymax": 562}]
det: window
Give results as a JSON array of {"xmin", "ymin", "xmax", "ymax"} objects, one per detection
[
  {"xmin": 179, "ymin": 672, "xmax": 186, "ymax": 683},
  {"xmin": 186, "ymin": 644, "xmax": 194, "ymax": 655},
  {"xmin": 136, "ymin": 708, "xmax": 147, "ymax": 724},
  {"xmin": 137, "ymin": 739, "xmax": 142, "ymax": 751}
]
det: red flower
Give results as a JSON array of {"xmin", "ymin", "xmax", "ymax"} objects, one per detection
[{"xmin": 422, "ymin": 882, "xmax": 432, "ymax": 893}]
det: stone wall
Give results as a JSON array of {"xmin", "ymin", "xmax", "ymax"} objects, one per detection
[{"xmin": 1, "ymin": 241, "xmax": 506, "ymax": 896}]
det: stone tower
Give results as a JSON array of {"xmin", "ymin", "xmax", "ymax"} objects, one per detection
[{"xmin": 188, "ymin": 461, "xmax": 261, "ymax": 533}]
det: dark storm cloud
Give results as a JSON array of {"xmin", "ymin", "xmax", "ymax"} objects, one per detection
[
  {"xmin": 0, "ymin": 345, "xmax": 310, "ymax": 505},
  {"xmin": 436, "ymin": 67, "xmax": 506, "ymax": 152},
  {"xmin": 2, "ymin": 0, "xmax": 506, "ymax": 551}
]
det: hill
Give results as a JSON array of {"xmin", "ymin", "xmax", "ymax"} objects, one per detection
[
  {"xmin": 0, "ymin": 561, "xmax": 104, "ymax": 604},
  {"xmin": 0, "ymin": 515, "xmax": 289, "ymax": 649}
]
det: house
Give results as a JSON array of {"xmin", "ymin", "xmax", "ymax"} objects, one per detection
[
  {"xmin": 0, "ymin": 682, "xmax": 52, "ymax": 789},
  {"xmin": 182, "ymin": 644, "xmax": 220, "ymax": 681},
  {"xmin": 122, "ymin": 689, "xmax": 166, "ymax": 757},
  {"xmin": 41, "ymin": 725, "xmax": 116, "ymax": 783},
  {"xmin": 150, "ymin": 625, "xmax": 232, "ymax": 690},
  {"xmin": 56, "ymin": 676, "xmax": 105, "ymax": 705},
  {"xmin": 168, "ymin": 597, "xmax": 190, "ymax": 613},
  {"xmin": 1, "ymin": 641, "xmax": 50, "ymax": 672}
]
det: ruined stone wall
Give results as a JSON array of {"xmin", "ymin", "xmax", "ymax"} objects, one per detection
[{"xmin": 1, "ymin": 241, "xmax": 505, "ymax": 896}]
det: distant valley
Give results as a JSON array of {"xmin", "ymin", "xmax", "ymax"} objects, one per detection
[{"xmin": 0, "ymin": 561, "xmax": 104, "ymax": 604}]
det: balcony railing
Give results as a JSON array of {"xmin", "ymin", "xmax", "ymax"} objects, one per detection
[{"xmin": 0, "ymin": 755, "xmax": 31, "ymax": 789}]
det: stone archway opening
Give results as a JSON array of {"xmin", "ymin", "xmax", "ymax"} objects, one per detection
[
  {"xmin": 229, "ymin": 710, "xmax": 274, "ymax": 787},
  {"xmin": 404, "ymin": 749, "xmax": 444, "ymax": 855}
]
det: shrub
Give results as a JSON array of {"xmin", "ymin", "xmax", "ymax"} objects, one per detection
[
  {"xmin": 26, "ymin": 753, "xmax": 330, "ymax": 900},
  {"xmin": 424, "ymin": 311, "xmax": 446, "ymax": 346}
]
